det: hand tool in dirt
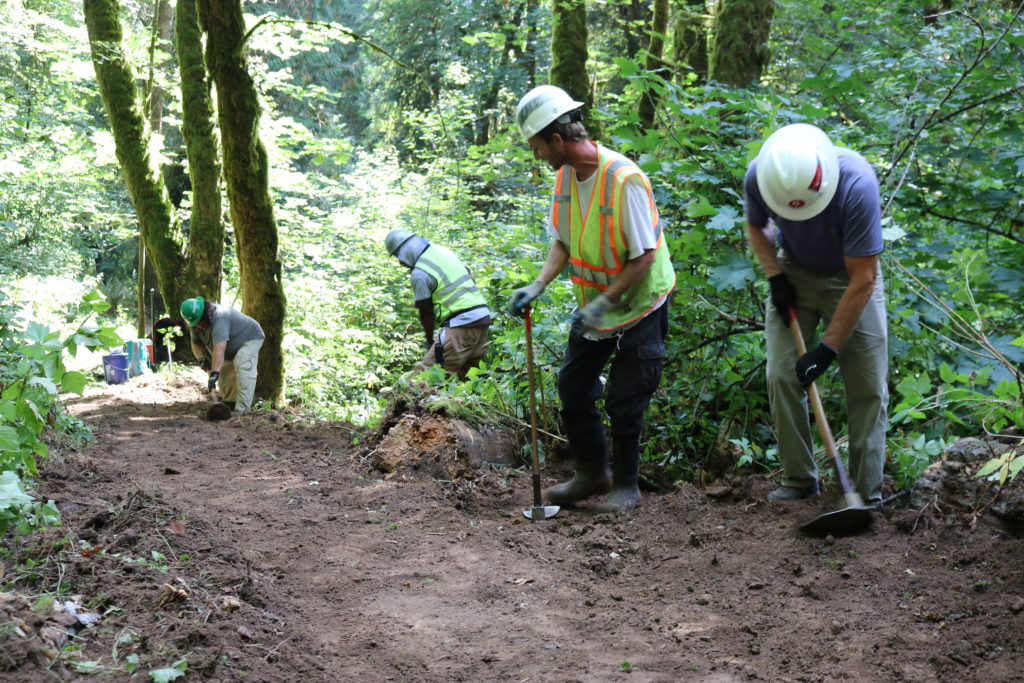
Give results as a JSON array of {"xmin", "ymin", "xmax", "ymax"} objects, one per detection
[
  {"xmin": 522, "ymin": 305, "xmax": 560, "ymax": 522},
  {"xmin": 205, "ymin": 385, "xmax": 231, "ymax": 421},
  {"xmin": 787, "ymin": 307, "xmax": 872, "ymax": 535}
]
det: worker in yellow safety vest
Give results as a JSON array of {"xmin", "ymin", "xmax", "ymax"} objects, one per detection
[
  {"xmin": 386, "ymin": 229, "xmax": 492, "ymax": 380},
  {"xmin": 509, "ymin": 85, "xmax": 675, "ymax": 512}
]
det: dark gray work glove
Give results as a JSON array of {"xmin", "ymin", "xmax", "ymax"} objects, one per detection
[
  {"xmin": 768, "ymin": 273, "xmax": 797, "ymax": 315},
  {"xmin": 207, "ymin": 370, "xmax": 219, "ymax": 392},
  {"xmin": 795, "ymin": 343, "xmax": 837, "ymax": 388},
  {"xmin": 508, "ymin": 280, "xmax": 545, "ymax": 317},
  {"xmin": 200, "ymin": 356, "xmax": 212, "ymax": 371}
]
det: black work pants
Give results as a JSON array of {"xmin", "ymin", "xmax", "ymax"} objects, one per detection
[{"xmin": 558, "ymin": 304, "xmax": 668, "ymax": 442}]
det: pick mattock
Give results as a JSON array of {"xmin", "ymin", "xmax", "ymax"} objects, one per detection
[
  {"xmin": 522, "ymin": 305, "xmax": 559, "ymax": 521},
  {"xmin": 787, "ymin": 307, "xmax": 872, "ymax": 535}
]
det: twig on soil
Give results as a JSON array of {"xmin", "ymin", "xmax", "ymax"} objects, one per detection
[
  {"xmin": 242, "ymin": 636, "xmax": 293, "ymax": 661},
  {"xmin": 155, "ymin": 529, "xmax": 176, "ymax": 558}
]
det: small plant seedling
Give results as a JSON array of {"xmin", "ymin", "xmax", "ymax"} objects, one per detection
[
  {"xmin": 619, "ymin": 661, "xmax": 633, "ymax": 672},
  {"xmin": 387, "ymin": 523, "xmax": 399, "ymax": 530}
]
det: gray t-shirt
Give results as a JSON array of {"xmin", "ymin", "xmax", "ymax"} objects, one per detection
[
  {"xmin": 190, "ymin": 304, "xmax": 265, "ymax": 360},
  {"xmin": 744, "ymin": 147, "xmax": 883, "ymax": 271}
]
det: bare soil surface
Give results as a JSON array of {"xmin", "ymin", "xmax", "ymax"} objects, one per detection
[{"xmin": 3, "ymin": 373, "xmax": 1024, "ymax": 682}]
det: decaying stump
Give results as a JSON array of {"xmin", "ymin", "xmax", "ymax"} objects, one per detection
[
  {"xmin": 371, "ymin": 412, "xmax": 518, "ymax": 479},
  {"xmin": 911, "ymin": 436, "xmax": 1024, "ymax": 523}
]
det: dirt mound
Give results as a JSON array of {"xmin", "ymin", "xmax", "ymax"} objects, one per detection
[{"xmin": 2, "ymin": 375, "xmax": 1023, "ymax": 681}]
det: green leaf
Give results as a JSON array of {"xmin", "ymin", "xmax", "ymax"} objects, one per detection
[
  {"xmin": 0, "ymin": 471, "xmax": 33, "ymax": 508},
  {"xmin": 149, "ymin": 658, "xmax": 188, "ymax": 683},
  {"xmin": 60, "ymin": 371, "xmax": 87, "ymax": 395},
  {"xmin": 975, "ymin": 458, "xmax": 1003, "ymax": 478},
  {"xmin": 0, "ymin": 426, "xmax": 21, "ymax": 452}
]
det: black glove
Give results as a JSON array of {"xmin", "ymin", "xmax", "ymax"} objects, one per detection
[
  {"xmin": 200, "ymin": 357, "xmax": 211, "ymax": 371},
  {"xmin": 508, "ymin": 280, "xmax": 545, "ymax": 317},
  {"xmin": 768, "ymin": 274, "xmax": 797, "ymax": 316},
  {"xmin": 207, "ymin": 370, "xmax": 219, "ymax": 392},
  {"xmin": 795, "ymin": 343, "xmax": 837, "ymax": 388}
]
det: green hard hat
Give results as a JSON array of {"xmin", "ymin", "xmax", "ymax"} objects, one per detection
[{"xmin": 180, "ymin": 296, "xmax": 205, "ymax": 326}]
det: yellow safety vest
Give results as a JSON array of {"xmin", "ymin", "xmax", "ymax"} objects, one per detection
[
  {"xmin": 413, "ymin": 244, "xmax": 488, "ymax": 323},
  {"xmin": 552, "ymin": 143, "xmax": 675, "ymax": 330}
]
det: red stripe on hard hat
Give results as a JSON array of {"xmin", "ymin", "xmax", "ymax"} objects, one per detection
[{"xmin": 809, "ymin": 163, "xmax": 823, "ymax": 191}]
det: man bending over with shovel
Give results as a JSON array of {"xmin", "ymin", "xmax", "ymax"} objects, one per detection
[
  {"xmin": 744, "ymin": 123, "xmax": 888, "ymax": 505},
  {"xmin": 508, "ymin": 85, "xmax": 675, "ymax": 512},
  {"xmin": 181, "ymin": 297, "xmax": 265, "ymax": 416},
  {"xmin": 385, "ymin": 229, "xmax": 492, "ymax": 381}
]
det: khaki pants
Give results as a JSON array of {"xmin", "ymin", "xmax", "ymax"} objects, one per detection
[
  {"xmin": 419, "ymin": 325, "xmax": 489, "ymax": 380},
  {"xmin": 218, "ymin": 338, "xmax": 263, "ymax": 414},
  {"xmin": 765, "ymin": 261, "xmax": 888, "ymax": 503}
]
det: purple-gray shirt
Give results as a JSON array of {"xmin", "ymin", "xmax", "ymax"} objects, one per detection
[{"xmin": 744, "ymin": 147, "xmax": 883, "ymax": 271}]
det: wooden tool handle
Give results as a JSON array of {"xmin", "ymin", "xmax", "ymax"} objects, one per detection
[{"xmin": 787, "ymin": 308, "xmax": 856, "ymax": 495}]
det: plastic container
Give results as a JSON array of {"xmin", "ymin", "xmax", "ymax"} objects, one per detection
[
  {"xmin": 124, "ymin": 340, "xmax": 152, "ymax": 376},
  {"xmin": 102, "ymin": 353, "xmax": 129, "ymax": 385}
]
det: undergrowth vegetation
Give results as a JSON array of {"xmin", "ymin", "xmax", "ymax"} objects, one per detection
[{"xmin": 1, "ymin": 0, "xmax": 1022, "ymax": 544}]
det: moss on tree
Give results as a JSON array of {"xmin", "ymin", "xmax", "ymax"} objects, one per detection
[{"xmin": 708, "ymin": 0, "xmax": 773, "ymax": 87}]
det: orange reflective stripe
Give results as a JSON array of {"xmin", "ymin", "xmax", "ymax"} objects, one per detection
[
  {"xmin": 568, "ymin": 256, "xmax": 623, "ymax": 276},
  {"xmin": 570, "ymin": 273, "xmax": 610, "ymax": 291}
]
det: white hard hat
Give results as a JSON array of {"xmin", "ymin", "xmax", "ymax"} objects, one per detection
[
  {"xmin": 755, "ymin": 123, "xmax": 839, "ymax": 221},
  {"xmin": 515, "ymin": 85, "xmax": 584, "ymax": 140}
]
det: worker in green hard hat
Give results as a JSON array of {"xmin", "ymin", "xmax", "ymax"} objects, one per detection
[{"xmin": 180, "ymin": 296, "xmax": 265, "ymax": 415}]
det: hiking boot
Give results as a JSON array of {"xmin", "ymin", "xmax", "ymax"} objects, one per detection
[
  {"xmin": 767, "ymin": 484, "xmax": 819, "ymax": 501},
  {"xmin": 546, "ymin": 423, "xmax": 610, "ymax": 505},
  {"xmin": 595, "ymin": 438, "xmax": 641, "ymax": 513}
]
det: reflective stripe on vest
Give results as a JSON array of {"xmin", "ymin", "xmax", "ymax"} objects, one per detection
[
  {"xmin": 551, "ymin": 143, "xmax": 675, "ymax": 330},
  {"xmin": 413, "ymin": 244, "xmax": 487, "ymax": 323}
]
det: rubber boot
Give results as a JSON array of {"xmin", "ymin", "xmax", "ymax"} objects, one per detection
[
  {"xmin": 547, "ymin": 424, "xmax": 611, "ymax": 505},
  {"xmin": 596, "ymin": 438, "xmax": 641, "ymax": 512}
]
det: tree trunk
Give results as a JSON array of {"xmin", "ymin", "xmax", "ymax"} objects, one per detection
[
  {"xmin": 550, "ymin": 0, "xmax": 600, "ymax": 138},
  {"xmin": 673, "ymin": 0, "xmax": 708, "ymax": 84},
  {"xmin": 176, "ymin": 0, "xmax": 223, "ymax": 303},
  {"xmin": 145, "ymin": 0, "xmax": 174, "ymax": 134},
  {"xmin": 198, "ymin": 0, "xmax": 286, "ymax": 406},
  {"xmin": 637, "ymin": 0, "xmax": 670, "ymax": 131},
  {"xmin": 708, "ymin": 0, "xmax": 773, "ymax": 86},
  {"xmin": 84, "ymin": 0, "xmax": 186, "ymax": 318},
  {"xmin": 476, "ymin": 1, "xmax": 526, "ymax": 146}
]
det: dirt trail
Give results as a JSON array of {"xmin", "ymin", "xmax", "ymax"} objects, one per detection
[{"xmin": 5, "ymin": 373, "xmax": 1024, "ymax": 681}]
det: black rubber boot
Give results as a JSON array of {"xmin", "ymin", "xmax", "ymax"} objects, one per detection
[
  {"xmin": 547, "ymin": 424, "xmax": 611, "ymax": 505},
  {"xmin": 596, "ymin": 438, "xmax": 641, "ymax": 512}
]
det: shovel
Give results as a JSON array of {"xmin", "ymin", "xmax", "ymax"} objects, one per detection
[
  {"xmin": 522, "ymin": 305, "xmax": 559, "ymax": 522},
  {"xmin": 787, "ymin": 307, "xmax": 872, "ymax": 535},
  {"xmin": 205, "ymin": 379, "xmax": 232, "ymax": 421}
]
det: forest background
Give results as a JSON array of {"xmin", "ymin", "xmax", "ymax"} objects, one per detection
[{"xmin": 1, "ymin": 0, "xmax": 1023, "ymax": 532}]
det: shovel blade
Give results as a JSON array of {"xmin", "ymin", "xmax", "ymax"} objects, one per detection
[
  {"xmin": 800, "ymin": 504, "xmax": 873, "ymax": 535},
  {"xmin": 523, "ymin": 505, "xmax": 560, "ymax": 521}
]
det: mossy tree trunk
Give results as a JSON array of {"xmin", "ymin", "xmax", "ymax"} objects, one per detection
[
  {"xmin": 673, "ymin": 0, "xmax": 709, "ymax": 84},
  {"xmin": 637, "ymin": 0, "xmax": 670, "ymax": 131},
  {"xmin": 550, "ymin": 0, "xmax": 601, "ymax": 139},
  {"xmin": 84, "ymin": 0, "xmax": 186, "ymax": 317},
  {"xmin": 198, "ymin": 0, "xmax": 286, "ymax": 406},
  {"xmin": 708, "ymin": 0, "xmax": 773, "ymax": 86},
  {"xmin": 176, "ymin": 0, "xmax": 223, "ymax": 303}
]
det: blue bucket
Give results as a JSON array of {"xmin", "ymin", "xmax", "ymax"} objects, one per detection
[{"xmin": 102, "ymin": 353, "xmax": 129, "ymax": 385}]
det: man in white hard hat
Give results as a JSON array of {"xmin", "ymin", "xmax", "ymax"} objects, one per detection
[
  {"xmin": 744, "ymin": 123, "xmax": 887, "ymax": 504},
  {"xmin": 509, "ymin": 85, "xmax": 676, "ymax": 512},
  {"xmin": 385, "ymin": 228, "xmax": 491, "ymax": 380}
]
